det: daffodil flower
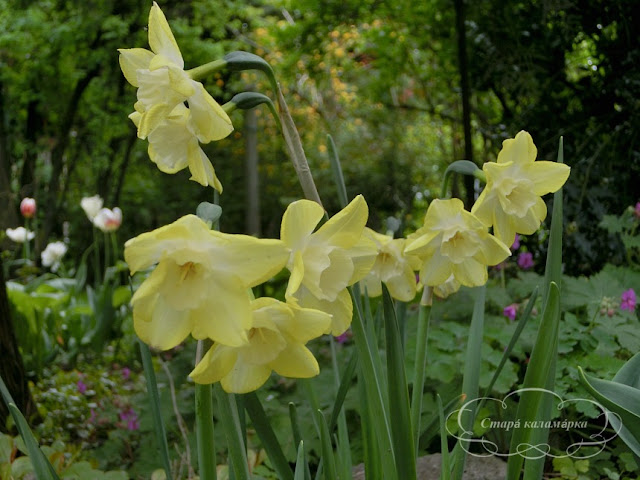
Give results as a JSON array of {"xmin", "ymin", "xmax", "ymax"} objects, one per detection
[
  {"xmin": 189, "ymin": 297, "xmax": 331, "ymax": 393},
  {"xmin": 471, "ymin": 131, "xmax": 571, "ymax": 246},
  {"xmin": 129, "ymin": 104, "xmax": 223, "ymax": 191},
  {"xmin": 361, "ymin": 228, "xmax": 421, "ymax": 301},
  {"xmin": 125, "ymin": 215, "xmax": 289, "ymax": 350},
  {"xmin": 118, "ymin": 2, "xmax": 232, "ymax": 142},
  {"xmin": 280, "ymin": 195, "xmax": 377, "ymax": 335},
  {"xmin": 405, "ymin": 198, "xmax": 510, "ymax": 288}
]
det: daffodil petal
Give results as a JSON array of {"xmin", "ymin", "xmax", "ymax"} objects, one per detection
[
  {"xmin": 491, "ymin": 207, "xmax": 518, "ymax": 247},
  {"xmin": 285, "ymin": 251, "xmax": 305, "ymax": 298},
  {"xmin": 285, "ymin": 305, "xmax": 331, "ymax": 343},
  {"xmin": 133, "ymin": 293, "xmax": 194, "ymax": 350},
  {"xmin": 118, "ymin": 48, "xmax": 153, "ymax": 87},
  {"xmin": 497, "ymin": 130, "xmax": 536, "ymax": 165},
  {"xmin": 189, "ymin": 276, "xmax": 251, "ymax": 347},
  {"xmin": 347, "ymin": 234, "xmax": 378, "ymax": 285},
  {"xmin": 525, "ymin": 162, "xmax": 571, "ymax": 196},
  {"xmin": 362, "ymin": 275, "xmax": 383, "ymax": 297},
  {"xmin": 187, "ymin": 141, "xmax": 223, "ymax": 192},
  {"xmin": 295, "ymin": 287, "xmax": 353, "ymax": 336},
  {"xmin": 189, "ymin": 345, "xmax": 237, "ymax": 384},
  {"xmin": 281, "ymin": 199, "xmax": 325, "ymax": 251},
  {"xmin": 148, "ymin": 2, "xmax": 184, "ymax": 68},
  {"xmin": 270, "ymin": 344, "xmax": 320, "ymax": 378},
  {"xmin": 314, "ymin": 195, "xmax": 368, "ymax": 248},
  {"xmin": 477, "ymin": 236, "xmax": 511, "ymax": 266},
  {"xmin": 208, "ymin": 232, "xmax": 289, "ymax": 287},
  {"xmin": 452, "ymin": 258, "xmax": 488, "ymax": 287},
  {"xmin": 385, "ymin": 266, "xmax": 418, "ymax": 302},
  {"xmin": 420, "ymin": 250, "xmax": 453, "ymax": 287},
  {"xmin": 188, "ymin": 83, "xmax": 234, "ymax": 143},
  {"xmin": 221, "ymin": 363, "xmax": 272, "ymax": 394}
]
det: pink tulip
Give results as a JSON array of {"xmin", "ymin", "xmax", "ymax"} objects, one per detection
[{"xmin": 20, "ymin": 197, "xmax": 36, "ymax": 218}]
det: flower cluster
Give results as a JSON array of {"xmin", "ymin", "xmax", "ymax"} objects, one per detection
[
  {"xmin": 81, "ymin": 195, "xmax": 122, "ymax": 232},
  {"xmin": 121, "ymin": 4, "xmax": 571, "ymax": 394},
  {"xmin": 119, "ymin": 2, "xmax": 232, "ymax": 192}
]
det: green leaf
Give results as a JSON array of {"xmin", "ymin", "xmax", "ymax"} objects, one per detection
[
  {"xmin": 314, "ymin": 410, "xmax": 338, "ymax": 480},
  {"xmin": 294, "ymin": 441, "xmax": 307, "ymax": 480},
  {"xmin": 382, "ymin": 285, "xmax": 416, "ymax": 480}
]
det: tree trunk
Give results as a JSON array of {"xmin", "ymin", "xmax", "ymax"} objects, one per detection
[
  {"xmin": 0, "ymin": 255, "xmax": 38, "ymax": 430},
  {"xmin": 454, "ymin": 0, "xmax": 475, "ymax": 208},
  {"xmin": 0, "ymin": 81, "xmax": 18, "ymax": 236}
]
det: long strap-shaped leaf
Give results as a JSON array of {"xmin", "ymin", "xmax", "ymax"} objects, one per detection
[{"xmin": 0, "ymin": 375, "xmax": 60, "ymax": 480}]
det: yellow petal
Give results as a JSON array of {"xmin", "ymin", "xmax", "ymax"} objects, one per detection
[
  {"xmin": 385, "ymin": 265, "xmax": 418, "ymax": 302},
  {"xmin": 187, "ymin": 140, "xmax": 223, "ymax": 192},
  {"xmin": 452, "ymin": 258, "xmax": 488, "ymax": 287},
  {"xmin": 221, "ymin": 362, "xmax": 272, "ymax": 393},
  {"xmin": 146, "ymin": 108, "xmax": 193, "ymax": 173},
  {"xmin": 148, "ymin": 2, "xmax": 184, "ymax": 68},
  {"xmin": 137, "ymin": 102, "xmax": 171, "ymax": 139},
  {"xmin": 281, "ymin": 199, "xmax": 325, "ymax": 251},
  {"xmin": 239, "ymin": 324, "xmax": 286, "ymax": 365},
  {"xmin": 420, "ymin": 250, "xmax": 453, "ymax": 287},
  {"xmin": 133, "ymin": 293, "xmax": 194, "ymax": 350},
  {"xmin": 189, "ymin": 276, "xmax": 251, "ymax": 347},
  {"xmin": 124, "ymin": 214, "xmax": 212, "ymax": 273},
  {"xmin": 315, "ymin": 247, "xmax": 353, "ymax": 300},
  {"xmin": 491, "ymin": 207, "xmax": 518, "ymax": 247},
  {"xmin": 347, "ymin": 234, "xmax": 378, "ymax": 285},
  {"xmin": 294, "ymin": 287, "xmax": 353, "ymax": 336},
  {"xmin": 285, "ymin": 251, "xmax": 305, "ymax": 298},
  {"xmin": 477, "ymin": 235, "xmax": 511, "ymax": 266},
  {"xmin": 270, "ymin": 344, "xmax": 320, "ymax": 378},
  {"xmin": 284, "ymin": 304, "xmax": 331, "ymax": 343},
  {"xmin": 497, "ymin": 130, "xmax": 537, "ymax": 165},
  {"xmin": 118, "ymin": 48, "xmax": 153, "ymax": 87},
  {"xmin": 208, "ymin": 232, "xmax": 290, "ymax": 287},
  {"xmin": 188, "ymin": 83, "xmax": 234, "ymax": 143},
  {"xmin": 362, "ymin": 275, "xmax": 383, "ymax": 297},
  {"xmin": 314, "ymin": 194, "xmax": 368, "ymax": 248},
  {"xmin": 525, "ymin": 162, "xmax": 571, "ymax": 196},
  {"xmin": 190, "ymin": 345, "xmax": 237, "ymax": 384}
]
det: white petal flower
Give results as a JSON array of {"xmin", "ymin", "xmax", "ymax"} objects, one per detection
[
  {"xmin": 6, "ymin": 227, "xmax": 35, "ymax": 243},
  {"xmin": 41, "ymin": 241, "xmax": 68, "ymax": 272},
  {"xmin": 93, "ymin": 207, "xmax": 123, "ymax": 232},
  {"xmin": 81, "ymin": 195, "xmax": 103, "ymax": 222}
]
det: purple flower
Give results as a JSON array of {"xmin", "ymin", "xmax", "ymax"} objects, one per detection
[
  {"xmin": 503, "ymin": 304, "xmax": 517, "ymax": 321},
  {"xmin": 77, "ymin": 380, "xmax": 87, "ymax": 394},
  {"xmin": 621, "ymin": 289, "xmax": 637, "ymax": 312},
  {"xmin": 634, "ymin": 202, "xmax": 640, "ymax": 219},
  {"xmin": 511, "ymin": 234, "xmax": 520, "ymax": 251},
  {"xmin": 119, "ymin": 407, "xmax": 139, "ymax": 431},
  {"xmin": 122, "ymin": 367, "xmax": 131, "ymax": 380},
  {"xmin": 517, "ymin": 252, "xmax": 534, "ymax": 270},
  {"xmin": 335, "ymin": 330, "xmax": 352, "ymax": 344}
]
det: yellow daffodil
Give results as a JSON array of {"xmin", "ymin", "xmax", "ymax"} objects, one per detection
[
  {"xmin": 281, "ymin": 195, "xmax": 377, "ymax": 335},
  {"xmin": 362, "ymin": 228, "xmax": 421, "ymax": 301},
  {"xmin": 471, "ymin": 130, "xmax": 571, "ymax": 246},
  {"xmin": 129, "ymin": 104, "xmax": 223, "ymax": 191},
  {"xmin": 118, "ymin": 2, "xmax": 232, "ymax": 142},
  {"xmin": 189, "ymin": 297, "xmax": 331, "ymax": 393},
  {"xmin": 125, "ymin": 215, "xmax": 289, "ymax": 350},
  {"xmin": 405, "ymin": 198, "xmax": 510, "ymax": 288}
]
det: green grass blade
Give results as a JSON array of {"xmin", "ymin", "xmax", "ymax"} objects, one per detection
[
  {"xmin": 438, "ymin": 395, "xmax": 451, "ymax": 480},
  {"xmin": 358, "ymin": 369, "xmax": 382, "ymax": 480},
  {"xmin": 382, "ymin": 285, "xmax": 416, "ymax": 480},
  {"xmin": 244, "ymin": 392, "xmax": 294, "ymax": 480},
  {"xmin": 349, "ymin": 286, "xmax": 396, "ymax": 478},
  {"xmin": 328, "ymin": 346, "xmax": 358, "ymax": 432},
  {"xmin": 314, "ymin": 410, "xmax": 338, "ymax": 480},
  {"xmin": 294, "ymin": 441, "xmax": 307, "ymax": 480},
  {"xmin": 411, "ymin": 302, "xmax": 432, "ymax": 455},
  {"xmin": 139, "ymin": 340, "xmax": 173, "ymax": 479},
  {"xmin": 289, "ymin": 403, "xmax": 312, "ymax": 480},
  {"xmin": 506, "ymin": 282, "xmax": 561, "ymax": 479},
  {"xmin": 450, "ymin": 286, "xmax": 485, "ymax": 479},
  {"xmin": 214, "ymin": 386, "xmax": 250, "ymax": 480},
  {"xmin": 0, "ymin": 375, "xmax": 59, "ymax": 480}
]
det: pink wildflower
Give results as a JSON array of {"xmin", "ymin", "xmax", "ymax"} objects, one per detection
[
  {"xmin": 511, "ymin": 234, "xmax": 520, "ymax": 251},
  {"xmin": 119, "ymin": 407, "xmax": 139, "ymax": 431},
  {"xmin": 77, "ymin": 380, "xmax": 87, "ymax": 394},
  {"xmin": 621, "ymin": 289, "xmax": 637, "ymax": 312},
  {"xmin": 634, "ymin": 202, "xmax": 640, "ymax": 219},
  {"xmin": 517, "ymin": 252, "xmax": 534, "ymax": 270},
  {"xmin": 335, "ymin": 330, "xmax": 352, "ymax": 344},
  {"xmin": 503, "ymin": 304, "xmax": 517, "ymax": 321},
  {"xmin": 122, "ymin": 367, "xmax": 131, "ymax": 380}
]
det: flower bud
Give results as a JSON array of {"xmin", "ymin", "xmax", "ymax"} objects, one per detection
[{"xmin": 20, "ymin": 197, "xmax": 36, "ymax": 218}]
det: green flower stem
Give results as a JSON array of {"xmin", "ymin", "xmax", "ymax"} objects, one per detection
[
  {"xmin": 92, "ymin": 227, "xmax": 101, "ymax": 286},
  {"xmin": 110, "ymin": 232, "xmax": 119, "ymax": 266},
  {"xmin": 186, "ymin": 59, "xmax": 227, "ymax": 81},
  {"xmin": 103, "ymin": 232, "xmax": 110, "ymax": 276},
  {"xmin": 410, "ymin": 293, "xmax": 433, "ymax": 456},
  {"xmin": 196, "ymin": 383, "xmax": 217, "ymax": 480},
  {"xmin": 276, "ymin": 86, "xmax": 324, "ymax": 207},
  {"xmin": 23, "ymin": 218, "xmax": 30, "ymax": 263},
  {"xmin": 138, "ymin": 340, "xmax": 173, "ymax": 479},
  {"xmin": 214, "ymin": 385, "xmax": 250, "ymax": 480}
]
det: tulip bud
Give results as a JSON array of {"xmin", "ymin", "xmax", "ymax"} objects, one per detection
[{"xmin": 20, "ymin": 197, "xmax": 36, "ymax": 218}]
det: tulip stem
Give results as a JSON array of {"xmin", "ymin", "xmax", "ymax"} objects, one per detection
[{"xmin": 92, "ymin": 227, "xmax": 101, "ymax": 286}]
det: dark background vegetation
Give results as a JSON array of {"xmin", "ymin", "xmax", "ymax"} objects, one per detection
[{"xmin": 1, "ymin": 0, "xmax": 638, "ymax": 274}]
